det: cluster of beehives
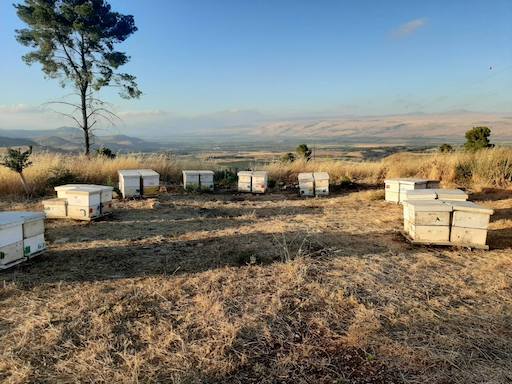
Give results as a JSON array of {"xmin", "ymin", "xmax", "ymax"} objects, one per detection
[{"xmin": 385, "ymin": 178, "xmax": 494, "ymax": 249}]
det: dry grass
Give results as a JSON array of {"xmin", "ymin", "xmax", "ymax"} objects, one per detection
[
  {"xmin": 2, "ymin": 148, "xmax": 511, "ymax": 198},
  {"xmin": 0, "ymin": 189, "xmax": 511, "ymax": 383}
]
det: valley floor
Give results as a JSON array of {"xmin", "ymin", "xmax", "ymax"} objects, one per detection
[{"xmin": 1, "ymin": 189, "xmax": 511, "ymax": 383}]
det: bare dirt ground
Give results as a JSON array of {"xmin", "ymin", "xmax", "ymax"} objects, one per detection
[{"xmin": 0, "ymin": 189, "xmax": 511, "ymax": 383}]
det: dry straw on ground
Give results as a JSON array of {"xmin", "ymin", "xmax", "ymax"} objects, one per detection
[{"xmin": 0, "ymin": 189, "xmax": 511, "ymax": 383}]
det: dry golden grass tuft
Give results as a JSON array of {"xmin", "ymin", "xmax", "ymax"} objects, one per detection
[
  {"xmin": 0, "ymin": 190, "xmax": 511, "ymax": 383},
  {"xmin": 2, "ymin": 148, "xmax": 511, "ymax": 198}
]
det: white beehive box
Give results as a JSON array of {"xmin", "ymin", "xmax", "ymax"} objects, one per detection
[
  {"xmin": 313, "ymin": 172, "xmax": 329, "ymax": 196},
  {"xmin": 252, "ymin": 171, "xmax": 268, "ymax": 193},
  {"xmin": 118, "ymin": 170, "xmax": 142, "ymax": 198},
  {"xmin": 385, "ymin": 178, "xmax": 438, "ymax": 203},
  {"xmin": 139, "ymin": 169, "xmax": 160, "ymax": 196},
  {"xmin": 446, "ymin": 201, "xmax": 494, "ymax": 247},
  {"xmin": 403, "ymin": 200, "xmax": 452, "ymax": 242},
  {"xmin": 55, "ymin": 184, "xmax": 114, "ymax": 213},
  {"xmin": 237, "ymin": 171, "xmax": 268, "ymax": 193},
  {"xmin": 183, "ymin": 170, "xmax": 214, "ymax": 191},
  {"xmin": 298, "ymin": 173, "xmax": 315, "ymax": 196},
  {"xmin": 15, "ymin": 212, "xmax": 46, "ymax": 257},
  {"xmin": 237, "ymin": 171, "xmax": 253, "ymax": 193},
  {"xmin": 0, "ymin": 213, "xmax": 25, "ymax": 268},
  {"xmin": 43, "ymin": 198, "xmax": 68, "ymax": 218},
  {"xmin": 65, "ymin": 186, "xmax": 102, "ymax": 220}
]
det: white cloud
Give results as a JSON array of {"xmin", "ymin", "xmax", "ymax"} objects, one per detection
[{"xmin": 391, "ymin": 18, "xmax": 427, "ymax": 38}]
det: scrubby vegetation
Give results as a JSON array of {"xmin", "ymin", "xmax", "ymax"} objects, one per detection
[{"xmin": 0, "ymin": 148, "xmax": 511, "ymax": 197}]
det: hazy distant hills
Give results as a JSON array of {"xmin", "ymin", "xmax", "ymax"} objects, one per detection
[
  {"xmin": 0, "ymin": 127, "xmax": 168, "ymax": 152},
  {"xmin": 247, "ymin": 112, "xmax": 512, "ymax": 141}
]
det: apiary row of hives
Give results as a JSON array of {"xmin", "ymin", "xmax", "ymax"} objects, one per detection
[
  {"xmin": 0, "ymin": 212, "xmax": 46, "ymax": 269},
  {"xmin": 43, "ymin": 184, "xmax": 114, "ymax": 221},
  {"xmin": 403, "ymin": 200, "xmax": 494, "ymax": 249}
]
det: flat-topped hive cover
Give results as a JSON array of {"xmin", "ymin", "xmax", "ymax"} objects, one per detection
[
  {"xmin": 183, "ymin": 170, "xmax": 214, "ymax": 175},
  {"xmin": 0, "ymin": 213, "xmax": 25, "ymax": 229},
  {"xmin": 385, "ymin": 178, "xmax": 430, "ymax": 184},
  {"xmin": 138, "ymin": 169, "xmax": 159, "ymax": 177},
  {"xmin": 313, "ymin": 172, "xmax": 329, "ymax": 180},
  {"xmin": 252, "ymin": 171, "xmax": 268, "ymax": 177},
  {"xmin": 405, "ymin": 200, "xmax": 453, "ymax": 212},
  {"xmin": 64, "ymin": 186, "xmax": 103, "ymax": 195},
  {"xmin": 237, "ymin": 171, "xmax": 253, "ymax": 176},
  {"xmin": 403, "ymin": 189, "xmax": 437, "ymax": 200},
  {"xmin": 2, "ymin": 211, "xmax": 45, "ymax": 223},
  {"xmin": 298, "ymin": 172, "xmax": 314, "ymax": 181},
  {"xmin": 443, "ymin": 201, "xmax": 494, "ymax": 215},
  {"xmin": 118, "ymin": 169, "xmax": 141, "ymax": 176}
]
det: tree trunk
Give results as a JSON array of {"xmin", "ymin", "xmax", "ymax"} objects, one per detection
[
  {"xmin": 18, "ymin": 172, "xmax": 30, "ymax": 196},
  {"xmin": 80, "ymin": 87, "xmax": 90, "ymax": 156}
]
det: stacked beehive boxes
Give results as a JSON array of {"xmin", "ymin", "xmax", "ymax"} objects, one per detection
[
  {"xmin": 182, "ymin": 170, "xmax": 214, "ymax": 191},
  {"xmin": 403, "ymin": 200, "xmax": 494, "ymax": 249},
  {"xmin": 0, "ymin": 212, "xmax": 47, "ymax": 269},
  {"xmin": 118, "ymin": 169, "xmax": 160, "ymax": 198},
  {"xmin": 298, "ymin": 172, "xmax": 330, "ymax": 196},
  {"xmin": 385, "ymin": 178, "xmax": 441, "ymax": 203},
  {"xmin": 403, "ymin": 201, "xmax": 452, "ymax": 242},
  {"xmin": 237, "ymin": 171, "xmax": 268, "ymax": 194},
  {"xmin": 43, "ymin": 184, "xmax": 113, "ymax": 220},
  {"xmin": 449, "ymin": 201, "xmax": 494, "ymax": 247}
]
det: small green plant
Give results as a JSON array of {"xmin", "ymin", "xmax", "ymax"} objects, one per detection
[
  {"xmin": 439, "ymin": 143, "xmax": 454, "ymax": 153},
  {"xmin": 296, "ymin": 144, "xmax": 312, "ymax": 161},
  {"xmin": 281, "ymin": 152, "xmax": 296, "ymax": 163},
  {"xmin": 464, "ymin": 126, "xmax": 494, "ymax": 151},
  {"xmin": 267, "ymin": 179, "xmax": 277, "ymax": 189},
  {"xmin": 96, "ymin": 147, "xmax": 116, "ymax": 159},
  {"xmin": 0, "ymin": 146, "xmax": 33, "ymax": 195}
]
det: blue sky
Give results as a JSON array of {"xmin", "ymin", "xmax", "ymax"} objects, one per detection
[{"xmin": 0, "ymin": 0, "xmax": 511, "ymax": 132}]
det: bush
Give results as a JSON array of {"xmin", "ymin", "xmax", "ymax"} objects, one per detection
[
  {"xmin": 464, "ymin": 126, "xmax": 493, "ymax": 151},
  {"xmin": 96, "ymin": 147, "xmax": 116, "ymax": 159},
  {"xmin": 46, "ymin": 167, "xmax": 78, "ymax": 190},
  {"xmin": 454, "ymin": 162, "xmax": 473, "ymax": 184},
  {"xmin": 439, "ymin": 144, "xmax": 454, "ymax": 153},
  {"xmin": 281, "ymin": 152, "xmax": 296, "ymax": 163}
]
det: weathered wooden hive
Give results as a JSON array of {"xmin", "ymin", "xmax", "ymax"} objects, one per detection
[
  {"xmin": 447, "ymin": 201, "xmax": 494, "ymax": 247},
  {"xmin": 0, "ymin": 213, "xmax": 24, "ymax": 269},
  {"xmin": 403, "ymin": 200, "xmax": 452, "ymax": 242},
  {"xmin": 237, "ymin": 171, "xmax": 268, "ymax": 193},
  {"xmin": 0, "ymin": 212, "xmax": 47, "ymax": 269},
  {"xmin": 118, "ymin": 169, "xmax": 160, "ymax": 198},
  {"xmin": 298, "ymin": 173, "xmax": 315, "ymax": 196},
  {"xmin": 298, "ymin": 172, "xmax": 330, "ymax": 196},
  {"xmin": 64, "ymin": 186, "xmax": 103, "ymax": 221},
  {"xmin": 385, "ymin": 178, "xmax": 439, "ymax": 203},
  {"xmin": 118, "ymin": 170, "xmax": 143, "ymax": 198},
  {"xmin": 182, "ymin": 170, "xmax": 214, "ymax": 191},
  {"xmin": 138, "ymin": 169, "xmax": 160, "ymax": 196},
  {"xmin": 313, "ymin": 172, "xmax": 329, "ymax": 196},
  {"xmin": 42, "ymin": 198, "xmax": 68, "ymax": 219},
  {"xmin": 55, "ymin": 184, "xmax": 114, "ymax": 213}
]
